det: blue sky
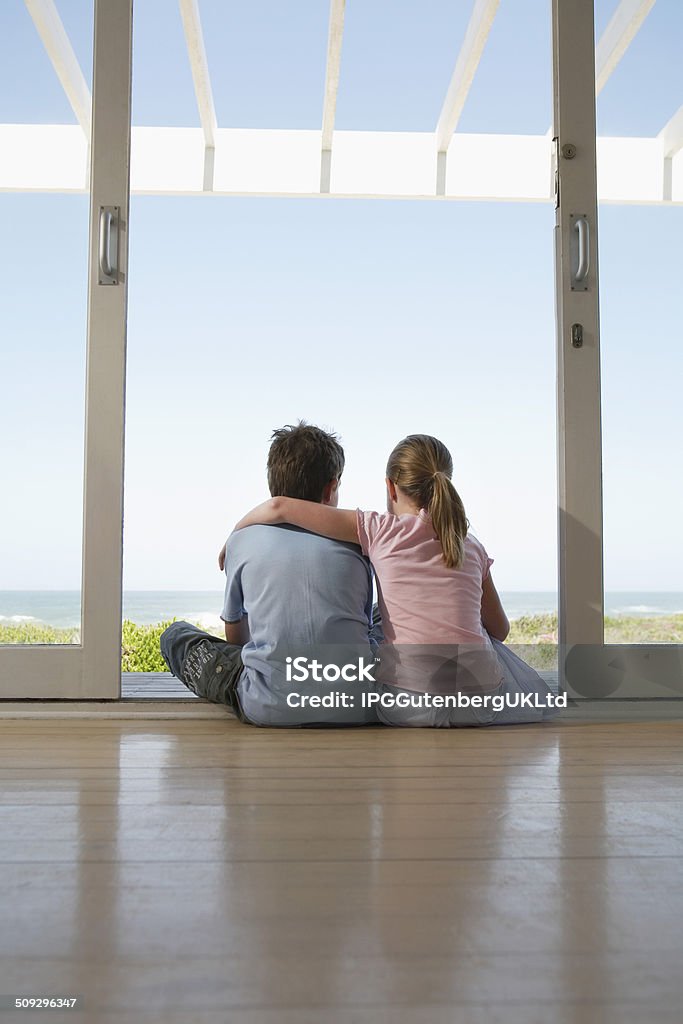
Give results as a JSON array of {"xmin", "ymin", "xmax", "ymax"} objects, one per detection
[{"xmin": 1, "ymin": 0, "xmax": 682, "ymax": 594}]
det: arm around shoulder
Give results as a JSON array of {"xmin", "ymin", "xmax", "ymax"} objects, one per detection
[{"xmin": 236, "ymin": 496, "xmax": 360, "ymax": 545}]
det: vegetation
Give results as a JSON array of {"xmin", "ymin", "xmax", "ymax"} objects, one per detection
[
  {"xmin": 0, "ymin": 619, "xmax": 223, "ymax": 673},
  {"xmin": 508, "ymin": 613, "xmax": 683, "ymax": 645},
  {"xmin": 2, "ymin": 614, "xmax": 682, "ymax": 672},
  {"xmin": 0, "ymin": 622, "xmax": 80, "ymax": 644},
  {"xmin": 121, "ymin": 620, "xmax": 174, "ymax": 673}
]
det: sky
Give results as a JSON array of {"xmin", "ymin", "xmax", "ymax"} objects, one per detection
[{"xmin": 1, "ymin": 0, "xmax": 682, "ymax": 595}]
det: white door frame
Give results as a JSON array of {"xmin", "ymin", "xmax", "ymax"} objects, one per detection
[
  {"xmin": 552, "ymin": 0, "xmax": 605, "ymax": 655},
  {"xmin": 0, "ymin": 0, "xmax": 132, "ymax": 698}
]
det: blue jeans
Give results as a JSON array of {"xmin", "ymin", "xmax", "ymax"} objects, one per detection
[{"xmin": 160, "ymin": 620, "xmax": 247, "ymax": 721}]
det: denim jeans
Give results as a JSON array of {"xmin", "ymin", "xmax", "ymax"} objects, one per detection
[
  {"xmin": 159, "ymin": 620, "xmax": 247, "ymax": 721},
  {"xmin": 161, "ymin": 609, "xmax": 385, "ymax": 727}
]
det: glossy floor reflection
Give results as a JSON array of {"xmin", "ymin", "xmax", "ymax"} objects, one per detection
[{"xmin": 1, "ymin": 719, "xmax": 682, "ymax": 1023}]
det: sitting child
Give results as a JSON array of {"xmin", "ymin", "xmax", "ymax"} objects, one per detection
[{"xmin": 234, "ymin": 433, "xmax": 562, "ymax": 727}]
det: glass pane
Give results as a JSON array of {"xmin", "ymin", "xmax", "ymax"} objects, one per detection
[
  {"xmin": 202, "ymin": 0, "xmax": 329, "ymax": 130},
  {"xmin": 0, "ymin": 4, "xmax": 92, "ymax": 645},
  {"xmin": 336, "ymin": 2, "xmax": 473, "ymax": 131},
  {"xmin": 131, "ymin": 0, "xmax": 197, "ymax": 127},
  {"xmin": 124, "ymin": 195, "xmax": 557, "ymax": 665},
  {"xmin": 124, "ymin": 2, "xmax": 558, "ymax": 676},
  {"xmin": 596, "ymin": 0, "xmax": 683, "ymax": 642}
]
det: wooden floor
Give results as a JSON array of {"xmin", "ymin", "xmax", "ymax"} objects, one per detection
[{"xmin": 1, "ymin": 719, "xmax": 683, "ymax": 1024}]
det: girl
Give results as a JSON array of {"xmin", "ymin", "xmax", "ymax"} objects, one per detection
[{"xmin": 234, "ymin": 434, "xmax": 560, "ymax": 727}]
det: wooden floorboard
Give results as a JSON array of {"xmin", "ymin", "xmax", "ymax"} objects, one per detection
[{"xmin": 0, "ymin": 718, "xmax": 682, "ymax": 1022}]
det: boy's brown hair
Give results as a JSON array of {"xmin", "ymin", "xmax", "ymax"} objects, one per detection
[{"xmin": 267, "ymin": 421, "xmax": 345, "ymax": 502}]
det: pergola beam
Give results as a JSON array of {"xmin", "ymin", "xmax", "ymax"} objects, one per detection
[
  {"xmin": 3, "ymin": 126, "xmax": 679, "ymax": 205},
  {"xmin": 659, "ymin": 104, "xmax": 683, "ymax": 158},
  {"xmin": 24, "ymin": 0, "xmax": 91, "ymax": 137},
  {"xmin": 595, "ymin": 0, "xmax": 656, "ymax": 95},
  {"xmin": 659, "ymin": 103, "xmax": 683, "ymax": 200},
  {"xmin": 178, "ymin": 0, "xmax": 218, "ymax": 189},
  {"xmin": 435, "ymin": 0, "xmax": 500, "ymax": 154},
  {"xmin": 320, "ymin": 0, "xmax": 346, "ymax": 192}
]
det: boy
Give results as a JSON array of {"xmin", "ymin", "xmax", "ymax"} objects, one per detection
[{"xmin": 160, "ymin": 422, "xmax": 380, "ymax": 726}]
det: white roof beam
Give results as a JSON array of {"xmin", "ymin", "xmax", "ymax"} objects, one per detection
[
  {"xmin": 179, "ymin": 0, "xmax": 218, "ymax": 189},
  {"xmin": 659, "ymin": 103, "xmax": 683, "ymax": 201},
  {"xmin": 435, "ymin": 0, "xmax": 500, "ymax": 154},
  {"xmin": 659, "ymin": 104, "xmax": 683, "ymax": 158},
  {"xmin": 320, "ymin": 0, "xmax": 346, "ymax": 192},
  {"xmin": 595, "ymin": 0, "xmax": 657, "ymax": 96},
  {"xmin": 3, "ymin": 127, "xmax": 680, "ymax": 205},
  {"xmin": 24, "ymin": 0, "xmax": 91, "ymax": 137}
]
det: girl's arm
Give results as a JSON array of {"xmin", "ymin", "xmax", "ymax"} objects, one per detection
[
  {"xmin": 481, "ymin": 573, "xmax": 510, "ymax": 642},
  {"xmin": 235, "ymin": 497, "xmax": 360, "ymax": 545}
]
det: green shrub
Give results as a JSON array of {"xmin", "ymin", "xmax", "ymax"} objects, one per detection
[
  {"xmin": 121, "ymin": 619, "xmax": 224, "ymax": 672},
  {"xmin": 2, "ymin": 614, "xmax": 683, "ymax": 673},
  {"xmin": 507, "ymin": 613, "xmax": 558, "ymax": 644},
  {"xmin": 0, "ymin": 623, "xmax": 79, "ymax": 644},
  {"xmin": 0, "ymin": 618, "xmax": 223, "ymax": 672},
  {"xmin": 121, "ymin": 619, "xmax": 173, "ymax": 673}
]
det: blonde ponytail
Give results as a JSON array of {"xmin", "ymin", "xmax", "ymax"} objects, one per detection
[
  {"xmin": 428, "ymin": 471, "xmax": 467, "ymax": 569},
  {"xmin": 386, "ymin": 435, "xmax": 469, "ymax": 569}
]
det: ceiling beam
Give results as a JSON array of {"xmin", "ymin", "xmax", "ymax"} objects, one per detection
[
  {"xmin": 659, "ymin": 104, "xmax": 683, "ymax": 158},
  {"xmin": 178, "ymin": 0, "xmax": 217, "ymax": 153},
  {"xmin": 2, "ymin": 126, "xmax": 677, "ymax": 205},
  {"xmin": 595, "ymin": 0, "xmax": 656, "ymax": 96},
  {"xmin": 320, "ymin": 0, "xmax": 346, "ymax": 192},
  {"xmin": 435, "ymin": 0, "xmax": 500, "ymax": 154},
  {"xmin": 24, "ymin": 0, "xmax": 91, "ymax": 137}
]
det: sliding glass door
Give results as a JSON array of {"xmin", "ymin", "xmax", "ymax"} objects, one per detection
[
  {"xmin": 596, "ymin": 0, "xmax": 683, "ymax": 639},
  {"xmin": 0, "ymin": 1, "xmax": 132, "ymax": 698},
  {"xmin": 120, "ymin": 2, "xmax": 558, "ymax": 668},
  {"xmin": 594, "ymin": 0, "xmax": 683, "ymax": 698}
]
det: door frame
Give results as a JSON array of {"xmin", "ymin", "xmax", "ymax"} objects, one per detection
[
  {"xmin": 0, "ymin": 0, "xmax": 132, "ymax": 698},
  {"xmin": 552, "ymin": 0, "xmax": 605, "ymax": 664}
]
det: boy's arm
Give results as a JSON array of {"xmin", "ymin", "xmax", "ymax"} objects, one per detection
[
  {"xmin": 221, "ymin": 535, "xmax": 248, "ymax": 638},
  {"xmin": 224, "ymin": 615, "xmax": 249, "ymax": 645},
  {"xmin": 235, "ymin": 497, "xmax": 360, "ymax": 545}
]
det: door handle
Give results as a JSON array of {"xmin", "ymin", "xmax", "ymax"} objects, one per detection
[
  {"xmin": 574, "ymin": 216, "xmax": 589, "ymax": 282},
  {"xmin": 99, "ymin": 206, "xmax": 119, "ymax": 285},
  {"xmin": 570, "ymin": 214, "xmax": 590, "ymax": 290}
]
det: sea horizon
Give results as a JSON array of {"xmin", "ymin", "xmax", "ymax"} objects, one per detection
[{"xmin": 2, "ymin": 589, "xmax": 683, "ymax": 632}]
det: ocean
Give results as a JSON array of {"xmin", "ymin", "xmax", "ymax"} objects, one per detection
[{"xmin": 1, "ymin": 590, "xmax": 683, "ymax": 632}]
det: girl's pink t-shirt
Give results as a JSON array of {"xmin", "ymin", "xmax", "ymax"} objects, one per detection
[{"xmin": 356, "ymin": 508, "xmax": 494, "ymax": 645}]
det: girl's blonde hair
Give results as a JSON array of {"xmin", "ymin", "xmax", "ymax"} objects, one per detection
[{"xmin": 386, "ymin": 434, "xmax": 468, "ymax": 569}]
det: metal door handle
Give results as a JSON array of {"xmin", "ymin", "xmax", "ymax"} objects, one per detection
[
  {"xmin": 99, "ymin": 209, "xmax": 113, "ymax": 277},
  {"xmin": 99, "ymin": 206, "xmax": 119, "ymax": 284},
  {"xmin": 574, "ymin": 216, "xmax": 589, "ymax": 282}
]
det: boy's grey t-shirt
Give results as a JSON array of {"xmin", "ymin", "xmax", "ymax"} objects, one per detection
[{"xmin": 222, "ymin": 524, "xmax": 377, "ymax": 726}]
